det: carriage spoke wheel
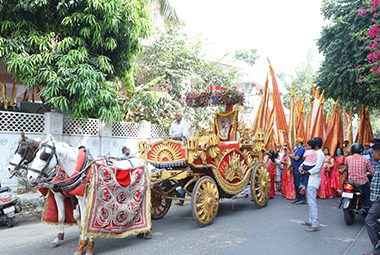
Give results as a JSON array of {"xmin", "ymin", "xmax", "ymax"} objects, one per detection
[
  {"xmin": 151, "ymin": 180, "xmax": 172, "ymax": 220},
  {"xmin": 250, "ymin": 162, "xmax": 270, "ymax": 208},
  {"xmin": 191, "ymin": 176, "xmax": 219, "ymax": 226}
]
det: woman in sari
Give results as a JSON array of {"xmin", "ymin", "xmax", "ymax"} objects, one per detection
[
  {"xmin": 317, "ymin": 147, "xmax": 335, "ymax": 199},
  {"xmin": 335, "ymin": 147, "xmax": 347, "ymax": 195},
  {"xmin": 264, "ymin": 151, "xmax": 276, "ymax": 199},
  {"xmin": 280, "ymin": 145, "xmax": 296, "ymax": 199}
]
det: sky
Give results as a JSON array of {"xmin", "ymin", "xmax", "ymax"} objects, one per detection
[{"xmin": 172, "ymin": 0, "xmax": 328, "ymax": 76}]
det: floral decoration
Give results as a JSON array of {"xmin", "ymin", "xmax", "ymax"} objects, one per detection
[{"xmin": 186, "ymin": 88, "xmax": 245, "ymax": 108}]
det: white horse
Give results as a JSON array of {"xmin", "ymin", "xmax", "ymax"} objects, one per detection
[
  {"xmin": 27, "ymin": 134, "xmax": 151, "ymax": 255},
  {"xmin": 7, "ymin": 133, "xmax": 80, "ymax": 248}
]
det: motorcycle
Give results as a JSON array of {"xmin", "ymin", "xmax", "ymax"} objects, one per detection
[
  {"xmin": 0, "ymin": 186, "xmax": 22, "ymax": 227},
  {"xmin": 339, "ymin": 180, "xmax": 367, "ymax": 225}
]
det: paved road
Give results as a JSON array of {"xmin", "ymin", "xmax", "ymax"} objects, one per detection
[{"xmin": 0, "ymin": 195, "xmax": 373, "ymax": 255}]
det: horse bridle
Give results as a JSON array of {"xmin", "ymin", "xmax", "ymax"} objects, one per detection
[
  {"xmin": 28, "ymin": 141, "xmax": 61, "ymax": 179},
  {"xmin": 9, "ymin": 140, "xmax": 38, "ymax": 170}
]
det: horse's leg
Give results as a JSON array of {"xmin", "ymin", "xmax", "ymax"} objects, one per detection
[
  {"xmin": 145, "ymin": 227, "xmax": 152, "ymax": 239},
  {"xmin": 86, "ymin": 238, "xmax": 94, "ymax": 255},
  {"xmin": 70, "ymin": 196, "xmax": 81, "ymax": 236},
  {"xmin": 50, "ymin": 191, "xmax": 65, "ymax": 248},
  {"xmin": 74, "ymin": 196, "xmax": 89, "ymax": 255}
]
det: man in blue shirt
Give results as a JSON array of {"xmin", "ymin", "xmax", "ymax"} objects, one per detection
[
  {"xmin": 289, "ymin": 137, "xmax": 306, "ymax": 204},
  {"xmin": 362, "ymin": 138, "xmax": 380, "ymax": 169}
]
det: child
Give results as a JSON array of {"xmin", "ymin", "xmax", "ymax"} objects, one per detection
[{"xmin": 299, "ymin": 140, "xmax": 318, "ymax": 194}]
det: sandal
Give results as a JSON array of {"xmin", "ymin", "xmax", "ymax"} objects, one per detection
[
  {"xmin": 301, "ymin": 221, "xmax": 312, "ymax": 226},
  {"xmin": 306, "ymin": 226, "xmax": 320, "ymax": 232}
]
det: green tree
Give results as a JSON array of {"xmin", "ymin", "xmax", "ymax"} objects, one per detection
[
  {"xmin": 0, "ymin": 0, "xmax": 153, "ymax": 122},
  {"xmin": 316, "ymin": 0, "xmax": 376, "ymax": 112},
  {"xmin": 134, "ymin": 25, "xmax": 238, "ymax": 132},
  {"xmin": 281, "ymin": 50, "xmax": 315, "ymax": 109},
  {"xmin": 233, "ymin": 48, "xmax": 260, "ymax": 66},
  {"xmin": 152, "ymin": 0, "xmax": 179, "ymax": 27}
]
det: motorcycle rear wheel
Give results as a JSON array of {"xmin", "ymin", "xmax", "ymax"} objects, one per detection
[{"xmin": 343, "ymin": 208, "xmax": 355, "ymax": 225}]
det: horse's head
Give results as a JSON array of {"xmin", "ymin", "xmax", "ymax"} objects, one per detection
[
  {"xmin": 8, "ymin": 132, "xmax": 41, "ymax": 175},
  {"xmin": 27, "ymin": 134, "xmax": 60, "ymax": 184}
]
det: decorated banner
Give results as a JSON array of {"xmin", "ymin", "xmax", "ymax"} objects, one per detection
[
  {"xmin": 82, "ymin": 163, "xmax": 151, "ymax": 238},
  {"xmin": 143, "ymin": 140, "xmax": 187, "ymax": 168},
  {"xmin": 215, "ymin": 110, "xmax": 238, "ymax": 141}
]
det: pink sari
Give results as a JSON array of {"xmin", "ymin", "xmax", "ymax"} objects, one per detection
[
  {"xmin": 317, "ymin": 155, "xmax": 334, "ymax": 199},
  {"xmin": 335, "ymin": 155, "xmax": 347, "ymax": 193},
  {"xmin": 329, "ymin": 156, "xmax": 340, "ymax": 192}
]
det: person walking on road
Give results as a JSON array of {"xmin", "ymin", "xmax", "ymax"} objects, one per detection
[
  {"xmin": 300, "ymin": 137, "xmax": 325, "ymax": 232},
  {"xmin": 364, "ymin": 143, "xmax": 380, "ymax": 255},
  {"xmin": 289, "ymin": 137, "xmax": 306, "ymax": 204}
]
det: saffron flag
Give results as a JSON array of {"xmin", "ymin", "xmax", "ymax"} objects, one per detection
[
  {"xmin": 309, "ymin": 85, "xmax": 319, "ymax": 138},
  {"xmin": 343, "ymin": 107, "xmax": 349, "ymax": 132},
  {"xmin": 346, "ymin": 107, "xmax": 353, "ymax": 146},
  {"xmin": 288, "ymin": 83, "xmax": 297, "ymax": 151},
  {"xmin": 355, "ymin": 105, "xmax": 373, "ymax": 144},
  {"xmin": 251, "ymin": 74, "xmax": 269, "ymax": 137},
  {"xmin": 268, "ymin": 58, "xmax": 288, "ymax": 146},
  {"xmin": 305, "ymin": 101, "xmax": 313, "ymax": 141},
  {"xmin": 264, "ymin": 107, "xmax": 276, "ymax": 151},
  {"xmin": 323, "ymin": 100, "xmax": 344, "ymax": 155},
  {"xmin": 310, "ymin": 90, "xmax": 326, "ymax": 140},
  {"xmin": 296, "ymin": 94, "xmax": 306, "ymax": 141},
  {"xmin": 355, "ymin": 106, "xmax": 374, "ymax": 144}
]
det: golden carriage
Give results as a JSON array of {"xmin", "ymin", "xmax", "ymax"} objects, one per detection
[{"xmin": 138, "ymin": 95, "xmax": 271, "ymax": 226}]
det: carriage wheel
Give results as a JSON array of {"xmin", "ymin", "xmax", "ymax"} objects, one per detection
[
  {"xmin": 151, "ymin": 180, "xmax": 172, "ymax": 220},
  {"xmin": 191, "ymin": 176, "xmax": 219, "ymax": 226},
  {"xmin": 250, "ymin": 161, "xmax": 270, "ymax": 208}
]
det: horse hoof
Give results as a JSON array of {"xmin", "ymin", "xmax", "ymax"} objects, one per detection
[
  {"xmin": 144, "ymin": 234, "xmax": 152, "ymax": 240},
  {"xmin": 50, "ymin": 241, "xmax": 59, "ymax": 248},
  {"xmin": 136, "ymin": 233, "xmax": 144, "ymax": 238},
  {"xmin": 74, "ymin": 251, "xmax": 83, "ymax": 255}
]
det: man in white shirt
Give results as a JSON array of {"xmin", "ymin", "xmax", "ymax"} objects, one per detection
[
  {"xmin": 299, "ymin": 137, "xmax": 324, "ymax": 232},
  {"xmin": 169, "ymin": 110, "xmax": 189, "ymax": 138}
]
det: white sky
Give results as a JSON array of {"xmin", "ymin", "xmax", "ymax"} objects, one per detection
[{"xmin": 172, "ymin": 0, "xmax": 328, "ymax": 75}]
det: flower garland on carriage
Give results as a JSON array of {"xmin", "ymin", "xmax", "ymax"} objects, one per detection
[
  {"xmin": 185, "ymin": 86, "xmax": 245, "ymax": 108},
  {"xmin": 185, "ymin": 86, "xmax": 245, "ymax": 141}
]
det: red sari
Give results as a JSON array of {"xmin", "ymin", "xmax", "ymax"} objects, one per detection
[
  {"xmin": 317, "ymin": 155, "xmax": 334, "ymax": 199},
  {"xmin": 268, "ymin": 161, "xmax": 276, "ymax": 198},
  {"xmin": 280, "ymin": 154, "xmax": 296, "ymax": 200}
]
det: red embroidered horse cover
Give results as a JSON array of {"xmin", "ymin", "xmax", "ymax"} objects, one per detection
[
  {"xmin": 82, "ymin": 162, "xmax": 151, "ymax": 238},
  {"xmin": 41, "ymin": 189, "xmax": 76, "ymax": 225}
]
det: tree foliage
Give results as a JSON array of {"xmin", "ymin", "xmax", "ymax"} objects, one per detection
[
  {"xmin": 152, "ymin": 0, "xmax": 179, "ymax": 27},
  {"xmin": 132, "ymin": 25, "xmax": 238, "ymax": 131},
  {"xmin": 316, "ymin": 0, "xmax": 376, "ymax": 111},
  {"xmin": 233, "ymin": 48, "xmax": 260, "ymax": 66},
  {"xmin": 281, "ymin": 50, "xmax": 315, "ymax": 109},
  {"xmin": 0, "ymin": 0, "xmax": 153, "ymax": 122}
]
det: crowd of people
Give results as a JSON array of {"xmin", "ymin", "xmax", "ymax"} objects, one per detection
[{"xmin": 264, "ymin": 137, "xmax": 380, "ymax": 254}]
